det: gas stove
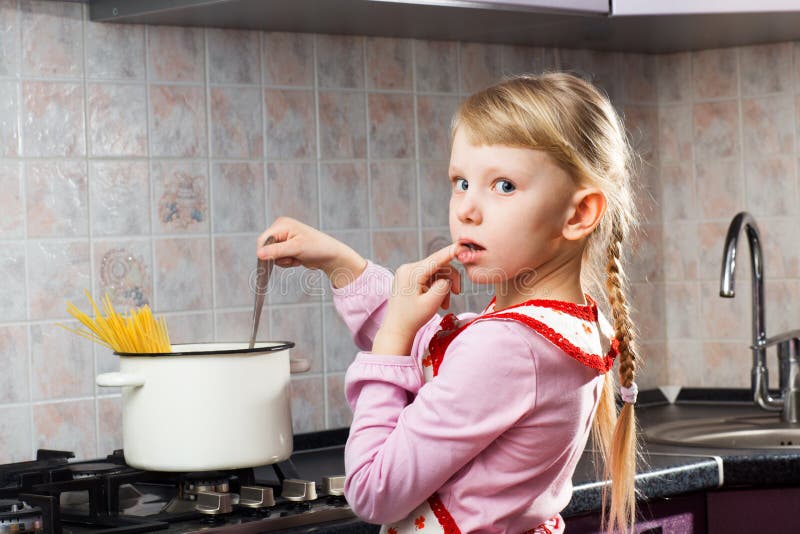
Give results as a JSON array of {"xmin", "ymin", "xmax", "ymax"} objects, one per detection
[{"xmin": 0, "ymin": 447, "xmax": 356, "ymax": 534}]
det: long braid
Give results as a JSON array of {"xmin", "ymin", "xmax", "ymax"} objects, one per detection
[{"xmin": 603, "ymin": 214, "xmax": 639, "ymax": 534}]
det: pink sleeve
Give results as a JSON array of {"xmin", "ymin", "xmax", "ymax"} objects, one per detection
[
  {"xmin": 330, "ymin": 260, "xmax": 394, "ymax": 351},
  {"xmin": 343, "ymin": 319, "xmax": 538, "ymax": 524}
]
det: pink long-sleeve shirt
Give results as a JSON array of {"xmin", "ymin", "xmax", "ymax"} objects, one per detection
[{"xmin": 333, "ymin": 261, "xmax": 608, "ymax": 533}]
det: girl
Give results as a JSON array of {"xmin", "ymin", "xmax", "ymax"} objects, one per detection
[{"xmin": 257, "ymin": 72, "xmax": 639, "ymax": 533}]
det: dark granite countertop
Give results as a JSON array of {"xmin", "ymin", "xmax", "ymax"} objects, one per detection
[{"xmin": 279, "ymin": 388, "xmax": 800, "ymax": 532}]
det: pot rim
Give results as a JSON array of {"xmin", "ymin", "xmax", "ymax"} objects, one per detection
[{"xmin": 114, "ymin": 341, "xmax": 295, "ymax": 357}]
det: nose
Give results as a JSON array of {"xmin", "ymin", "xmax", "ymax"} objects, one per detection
[{"xmin": 453, "ymin": 189, "xmax": 482, "ymax": 224}]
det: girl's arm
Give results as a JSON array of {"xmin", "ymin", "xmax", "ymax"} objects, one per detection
[{"xmin": 343, "ymin": 319, "xmax": 538, "ymax": 524}]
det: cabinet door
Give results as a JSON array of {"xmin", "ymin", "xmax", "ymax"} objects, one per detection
[
  {"xmin": 565, "ymin": 493, "xmax": 707, "ymax": 533},
  {"xmin": 613, "ymin": 0, "xmax": 800, "ymax": 15},
  {"xmin": 373, "ymin": 1, "xmax": 608, "ymax": 14},
  {"xmin": 707, "ymin": 487, "xmax": 800, "ymax": 534}
]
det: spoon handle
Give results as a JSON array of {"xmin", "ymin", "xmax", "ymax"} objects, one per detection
[{"xmin": 249, "ymin": 235, "xmax": 276, "ymax": 349}]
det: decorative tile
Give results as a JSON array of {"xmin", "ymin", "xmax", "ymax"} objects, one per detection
[
  {"xmin": 372, "ymin": 230, "xmax": 418, "ymax": 273},
  {"xmin": 500, "ymin": 45, "xmax": 556, "ymax": 77},
  {"xmin": 696, "ymin": 221, "xmax": 735, "ymax": 281},
  {"xmin": 628, "ymin": 224, "xmax": 663, "ymax": 283},
  {"xmin": 666, "ymin": 340, "xmax": 704, "ymax": 387},
  {"xmin": 0, "ymin": 406, "xmax": 31, "ymax": 463},
  {"xmin": 414, "ymin": 40, "xmax": 458, "ymax": 93},
  {"xmin": 366, "ymin": 37, "xmax": 412, "ymax": 91},
  {"xmin": 154, "ymin": 237, "xmax": 212, "ymax": 312},
  {"xmin": 147, "ymin": 25, "xmax": 205, "ymax": 82},
  {"xmin": 90, "ymin": 161, "xmax": 150, "ymax": 237},
  {"xmin": 699, "ymin": 281, "xmax": 749, "ymax": 341},
  {"xmin": 636, "ymin": 342, "xmax": 668, "ymax": 390},
  {"xmin": 319, "ymin": 162, "xmax": 368, "ymax": 230},
  {"xmin": 149, "ymin": 85, "xmax": 207, "ymax": 157},
  {"xmin": 316, "ymin": 34, "xmax": 364, "ymax": 89},
  {"xmin": 326, "ymin": 373, "xmax": 351, "ymax": 429},
  {"xmin": 765, "ymin": 279, "xmax": 800, "ymax": 334},
  {"xmin": 95, "ymin": 345, "xmax": 119, "ymax": 388},
  {"xmin": 318, "ymin": 91, "xmax": 367, "ymax": 159},
  {"xmin": 97, "ymin": 397, "xmax": 123, "ymax": 454},
  {"xmin": 30, "ymin": 321, "xmax": 94, "ymax": 401},
  {"xmin": 211, "ymin": 162, "xmax": 264, "ymax": 233},
  {"xmin": 21, "ymin": 0, "xmax": 82, "ymax": 77},
  {"xmin": 692, "ymin": 48, "xmax": 738, "ymax": 100},
  {"xmin": 33, "ymin": 400, "xmax": 97, "ymax": 460},
  {"xmin": 622, "ymin": 105, "xmax": 659, "ymax": 165},
  {"xmin": 266, "ymin": 162, "xmax": 318, "ymax": 227},
  {"xmin": 93, "ymin": 239, "xmax": 153, "ymax": 310},
  {"xmin": 213, "ymin": 234, "xmax": 259, "ymax": 308},
  {"xmin": 88, "ymin": 84, "xmax": 147, "ymax": 157},
  {"xmin": 744, "ymin": 156, "xmax": 794, "ymax": 217},
  {"xmin": 761, "ymin": 218, "xmax": 800, "ymax": 279},
  {"xmin": 0, "ymin": 162, "xmax": 22, "ymax": 238},
  {"xmin": 692, "ymin": 101, "xmax": 740, "ymax": 159},
  {"xmin": 289, "ymin": 375, "xmax": 325, "ymax": 434},
  {"xmin": 664, "ymin": 282, "xmax": 700, "ymax": 339},
  {"xmin": 657, "ymin": 105, "xmax": 692, "ymax": 164},
  {"xmin": 0, "ymin": 0, "xmax": 19, "ymax": 77},
  {"xmin": 418, "ymin": 160, "xmax": 451, "ymax": 227},
  {"xmin": 267, "ymin": 265, "xmax": 325, "ymax": 306},
  {"xmin": 460, "ymin": 42, "xmax": 503, "ymax": 94},
  {"xmin": 271, "ymin": 305, "xmax": 322, "ymax": 373},
  {"xmin": 416, "ymin": 95, "xmax": 459, "ymax": 159},
  {"xmin": 207, "ymin": 28, "xmax": 260, "ymax": 84},
  {"xmin": 742, "ymin": 95, "xmax": 793, "ymax": 158},
  {"xmin": 703, "ymin": 342, "xmax": 750, "ymax": 389},
  {"xmin": 22, "ymin": 81, "xmax": 85, "ymax": 157},
  {"xmin": 662, "ymin": 222, "xmax": 697, "ymax": 283},
  {"xmin": 740, "ymin": 42, "xmax": 793, "ymax": 96},
  {"xmin": 659, "ymin": 162, "xmax": 694, "ymax": 222},
  {"xmin": 164, "ymin": 312, "xmax": 214, "ymax": 344},
  {"xmin": 370, "ymin": 160, "xmax": 417, "ymax": 228},
  {"xmin": 694, "ymin": 158, "xmax": 743, "ymax": 219},
  {"xmin": 86, "ymin": 21, "xmax": 145, "ymax": 80},
  {"xmin": 656, "ymin": 53, "xmax": 691, "ymax": 103},
  {"xmin": 28, "ymin": 241, "xmax": 90, "ymax": 320},
  {"xmin": 0, "ymin": 81, "xmax": 19, "ymax": 157},
  {"xmin": 621, "ymin": 53, "xmax": 658, "ymax": 104},
  {"xmin": 559, "ymin": 49, "xmax": 621, "ymax": 103},
  {"xmin": 152, "ymin": 161, "xmax": 209, "ymax": 234},
  {"xmin": 323, "ymin": 304, "xmax": 359, "ymax": 372},
  {"xmin": 265, "ymin": 89, "xmax": 316, "ymax": 159},
  {"xmin": 634, "ymin": 163, "xmax": 662, "ymax": 226},
  {"xmin": 263, "ymin": 32, "xmax": 314, "ymax": 87},
  {"xmin": 368, "ymin": 93, "xmax": 414, "ymax": 159},
  {"xmin": 0, "ymin": 325, "xmax": 28, "ymax": 404},
  {"xmin": 26, "ymin": 161, "xmax": 88, "ymax": 238},
  {"xmin": 215, "ymin": 309, "xmax": 270, "ymax": 343},
  {"xmin": 210, "ymin": 86, "xmax": 263, "ymax": 158},
  {"xmin": 629, "ymin": 282, "xmax": 666, "ymax": 341},
  {"xmin": 0, "ymin": 244, "xmax": 25, "ymax": 322}
]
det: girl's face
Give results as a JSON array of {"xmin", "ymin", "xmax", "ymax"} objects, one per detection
[{"xmin": 448, "ymin": 127, "xmax": 579, "ymax": 293}]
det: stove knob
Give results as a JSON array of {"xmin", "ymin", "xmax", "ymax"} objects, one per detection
[
  {"xmin": 239, "ymin": 486, "xmax": 276, "ymax": 508},
  {"xmin": 322, "ymin": 476, "xmax": 346, "ymax": 497},
  {"xmin": 281, "ymin": 479, "xmax": 317, "ymax": 502},
  {"xmin": 195, "ymin": 491, "xmax": 233, "ymax": 515}
]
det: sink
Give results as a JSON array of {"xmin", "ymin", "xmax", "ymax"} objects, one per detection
[{"xmin": 645, "ymin": 414, "xmax": 800, "ymax": 449}]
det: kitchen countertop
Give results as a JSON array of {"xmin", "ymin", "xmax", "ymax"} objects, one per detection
[{"xmin": 274, "ymin": 388, "xmax": 800, "ymax": 532}]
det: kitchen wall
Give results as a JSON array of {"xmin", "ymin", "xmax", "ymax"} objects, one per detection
[{"xmin": 5, "ymin": 0, "xmax": 794, "ymax": 463}]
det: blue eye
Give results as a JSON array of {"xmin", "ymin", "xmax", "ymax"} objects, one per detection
[
  {"xmin": 454, "ymin": 178, "xmax": 468, "ymax": 191},
  {"xmin": 493, "ymin": 179, "xmax": 515, "ymax": 194}
]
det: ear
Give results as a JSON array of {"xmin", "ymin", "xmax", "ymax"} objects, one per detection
[{"xmin": 563, "ymin": 188, "xmax": 606, "ymax": 241}]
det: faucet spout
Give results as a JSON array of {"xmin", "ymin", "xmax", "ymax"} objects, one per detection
[{"xmin": 720, "ymin": 212, "xmax": 781, "ymax": 411}]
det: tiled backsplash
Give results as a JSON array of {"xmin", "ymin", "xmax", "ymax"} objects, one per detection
[{"xmin": 1, "ymin": 0, "xmax": 796, "ymax": 463}]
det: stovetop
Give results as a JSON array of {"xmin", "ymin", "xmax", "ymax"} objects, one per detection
[{"xmin": 0, "ymin": 447, "xmax": 355, "ymax": 534}]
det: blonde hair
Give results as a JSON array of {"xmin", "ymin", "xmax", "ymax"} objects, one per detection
[{"xmin": 452, "ymin": 73, "xmax": 640, "ymax": 533}]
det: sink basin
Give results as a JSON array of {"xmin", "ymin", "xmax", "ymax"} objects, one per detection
[{"xmin": 645, "ymin": 414, "xmax": 800, "ymax": 449}]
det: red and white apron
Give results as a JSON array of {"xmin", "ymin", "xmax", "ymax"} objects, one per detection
[{"xmin": 380, "ymin": 296, "xmax": 618, "ymax": 534}]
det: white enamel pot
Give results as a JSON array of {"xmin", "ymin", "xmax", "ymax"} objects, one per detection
[{"xmin": 96, "ymin": 341, "xmax": 308, "ymax": 472}]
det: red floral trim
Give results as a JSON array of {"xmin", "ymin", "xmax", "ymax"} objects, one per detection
[
  {"xmin": 427, "ymin": 313, "xmax": 477, "ymax": 377},
  {"xmin": 484, "ymin": 295, "xmax": 598, "ymax": 321},
  {"xmin": 489, "ymin": 312, "xmax": 615, "ymax": 373},
  {"xmin": 427, "ymin": 494, "xmax": 461, "ymax": 534},
  {"xmin": 523, "ymin": 515, "xmax": 560, "ymax": 534}
]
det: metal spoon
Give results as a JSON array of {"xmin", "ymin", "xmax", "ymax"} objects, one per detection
[{"xmin": 249, "ymin": 235, "xmax": 276, "ymax": 349}]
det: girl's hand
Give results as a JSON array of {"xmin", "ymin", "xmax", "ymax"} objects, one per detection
[
  {"xmin": 257, "ymin": 217, "xmax": 367, "ymax": 288},
  {"xmin": 373, "ymin": 243, "xmax": 463, "ymax": 355}
]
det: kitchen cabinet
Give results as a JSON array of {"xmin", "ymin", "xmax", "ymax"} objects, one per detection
[
  {"xmin": 566, "ymin": 493, "xmax": 707, "ymax": 534},
  {"xmin": 612, "ymin": 0, "xmax": 800, "ymax": 16}
]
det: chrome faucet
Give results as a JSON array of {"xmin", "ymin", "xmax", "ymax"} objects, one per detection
[{"xmin": 720, "ymin": 211, "xmax": 800, "ymax": 423}]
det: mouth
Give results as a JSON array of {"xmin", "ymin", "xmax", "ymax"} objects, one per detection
[{"xmin": 458, "ymin": 239, "xmax": 485, "ymax": 252}]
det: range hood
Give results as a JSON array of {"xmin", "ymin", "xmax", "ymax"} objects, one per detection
[{"xmin": 88, "ymin": 0, "xmax": 800, "ymax": 53}]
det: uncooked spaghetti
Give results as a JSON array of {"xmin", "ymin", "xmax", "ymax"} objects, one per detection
[{"xmin": 61, "ymin": 291, "xmax": 171, "ymax": 353}]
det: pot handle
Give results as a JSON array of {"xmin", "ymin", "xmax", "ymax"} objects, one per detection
[
  {"xmin": 97, "ymin": 372, "xmax": 146, "ymax": 388},
  {"xmin": 290, "ymin": 358, "xmax": 310, "ymax": 374}
]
